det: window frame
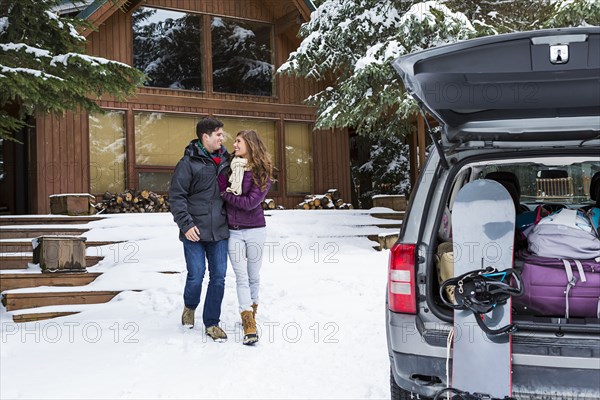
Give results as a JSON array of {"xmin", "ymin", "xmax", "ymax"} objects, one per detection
[{"xmin": 131, "ymin": 5, "xmax": 276, "ymax": 98}]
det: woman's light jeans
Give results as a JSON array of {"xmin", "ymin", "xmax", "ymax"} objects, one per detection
[{"xmin": 227, "ymin": 227, "xmax": 267, "ymax": 312}]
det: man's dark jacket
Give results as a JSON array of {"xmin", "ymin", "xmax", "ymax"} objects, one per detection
[{"xmin": 169, "ymin": 140, "xmax": 230, "ymax": 241}]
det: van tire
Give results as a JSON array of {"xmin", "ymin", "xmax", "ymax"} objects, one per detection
[{"xmin": 390, "ymin": 369, "xmax": 431, "ymax": 400}]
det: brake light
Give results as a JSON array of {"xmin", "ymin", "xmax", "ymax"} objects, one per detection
[{"xmin": 388, "ymin": 243, "xmax": 417, "ymax": 314}]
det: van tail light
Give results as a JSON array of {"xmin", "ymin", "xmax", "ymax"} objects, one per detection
[{"xmin": 388, "ymin": 243, "xmax": 417, "ymax": 314}]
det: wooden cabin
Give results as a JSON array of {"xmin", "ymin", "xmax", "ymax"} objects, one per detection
[{"xmin": 0, "ymin": 0, "xmax": 352, "ymax": 214}]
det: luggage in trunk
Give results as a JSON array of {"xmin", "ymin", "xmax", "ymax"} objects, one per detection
[{"xmin": 514, "ymin": 251, "xmax": 600, "ymax": 318}]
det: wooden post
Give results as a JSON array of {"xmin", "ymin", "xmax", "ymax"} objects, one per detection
[
  {"xmin": 372, "ymin": 195, "xmax": 407, "ymax": 212},
  {"xmin": 417, "ymin": 114, "xmax": 427, "ymax": 173},
  {"xmin": 49, "ymin": 194, "xmax": 95, "ymax": 215},
  {"xmin": 409, "ymin": 131, "xmax": 418, "ymax": 187},
  {"xmin": 32, "ymin": 236, "xmax": 87, "ymax": 272}
]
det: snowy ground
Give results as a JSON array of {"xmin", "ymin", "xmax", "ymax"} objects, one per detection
[{"xmin": 0, "ymin": 210, "xmax": 398, "ymax": 399}]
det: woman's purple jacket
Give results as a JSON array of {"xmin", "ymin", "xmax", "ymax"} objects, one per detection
[{"xmin": 221, "ymin": 171, "xmax": 271, "ymax": 229}]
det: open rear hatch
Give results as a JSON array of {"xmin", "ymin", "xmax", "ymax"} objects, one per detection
[{"xmin": 392, "ymin": 27, "xmax": 600, "ymax": 144}]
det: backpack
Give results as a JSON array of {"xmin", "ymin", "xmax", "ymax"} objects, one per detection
[
  {"xmin": 587, "ymin": 206, "xmax": 600, "ymax": 237},
  {"xmin": 527, "ymin": 208, "xmax": 600, "ymax": 260}
]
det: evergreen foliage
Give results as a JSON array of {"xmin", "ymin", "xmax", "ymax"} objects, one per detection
[
  {"xmin": 544, "ymin": 0, "xmax": 600, "ymax": 28},
  {"xmin": 281, "ymin": 0, "xmax": 599, "ymax": 202},
  {"xmin": 352, "ymin": 133, "xmax": 411, "ymax": 207},
  {"xmin": 446, "ymin": 0, "xmax": 555, "ymax": 35},
  {"xmin": 0, "ymin": 0, "xmax": 145, "ymax": 140},
  {"xmin": 280, "ymin": 0, "xmax": 475, "ymax": 139}
]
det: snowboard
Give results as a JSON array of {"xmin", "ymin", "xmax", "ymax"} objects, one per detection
[{"xmin": 451, "ymin": 179, "xmax": 516, "ymax": 398}]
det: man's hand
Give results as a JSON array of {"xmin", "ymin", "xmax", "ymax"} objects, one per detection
[{"xmin": 185, "ymin": 226, "xmax": 200, "ymax": 242}]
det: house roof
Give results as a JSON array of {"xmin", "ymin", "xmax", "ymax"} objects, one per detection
[
  {"xmin": 75, "ymin": 0, "xmax": 109, "ymax": 20},
  {"xmin": 76, "ymin": 0, "xmax": 316, "ymax": 37},
  {"xmin": 57, "ymin": 0, "xmax": 94, "ymax": 15}
]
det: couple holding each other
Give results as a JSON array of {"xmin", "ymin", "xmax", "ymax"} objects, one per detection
[{"xmin": 169, "ymin": 117, "xmax": 273, "ymax": 346}]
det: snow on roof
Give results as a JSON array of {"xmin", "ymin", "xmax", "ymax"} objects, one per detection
[{"xmin": 54, "ymin": 0, "xmax": 95, "ymax": 16}]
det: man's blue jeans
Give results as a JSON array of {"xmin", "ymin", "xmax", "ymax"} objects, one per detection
[{"xmin": 182, "ymin": 238, "xmax": 228, "ymax": 327}]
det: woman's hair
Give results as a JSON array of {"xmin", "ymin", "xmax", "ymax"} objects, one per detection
[{"xmin": 236, "ymin": 130, "xmax": 273, "ymax": 191}]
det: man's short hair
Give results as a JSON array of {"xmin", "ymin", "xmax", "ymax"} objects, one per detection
[{"xmin": 196, "ymin": 117, "xmax": 224, "ymax": 139}]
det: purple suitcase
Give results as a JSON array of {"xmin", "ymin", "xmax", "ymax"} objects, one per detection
[{"xmin": 515, "ymin": 251, "xmax": 600, "ymax": 318}]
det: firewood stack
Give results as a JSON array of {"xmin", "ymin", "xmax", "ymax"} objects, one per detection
[
  {"xmin": 296, "ymin": 189, "xmax": 354, "ymax": 210},
  {"xmin": 261, "ymin": 198, "xmax": 277, "ymax": 210},
  {"xmin": 94, "ymin": 190, "xmax": 170, "ymax": 213}
]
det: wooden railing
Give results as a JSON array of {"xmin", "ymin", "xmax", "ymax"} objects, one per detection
[
  {"xmin": 583, "ymin": 175, "xmax": 592, "ymax": 197},
  {"xmin": 536, "ymin": 177, "xmax": 574, "ymax": 199}
]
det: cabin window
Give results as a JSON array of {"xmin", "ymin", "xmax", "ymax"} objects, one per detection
[
  {"xmin": 211, "ymin": 17, "xmax": 274, "ymax": 96},
  {"xmin": 134, "ymin": 112, "xmax": 200, "ymax": 166},
  {"xmin": 89, "ymin": 111, "xmax": 126, "ymax": 194},
  {"xmin": 218, "ymin": 117, "xmax": 277, "ymax": 161},
  {"xmin": 132, "ymin": 7, "xmax": 203, "ymax": 91},
  {"xmin": 285, "ymin": 123, "xmax": 313, "ymax": 194},
  {"xmin": 138, "ymin": 172, "xmax": 172, "ymax": 192}
]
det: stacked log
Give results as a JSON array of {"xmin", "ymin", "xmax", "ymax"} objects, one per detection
[
  {"xmin": 296, "ymin": 189, "xmax": 354, "ymax": 210},
  {"xmin": 94, "ymin": 190, "xmax": 170, "ymax": 214},
  {"xmin": 261, "ymin": 198, "xmax": 277, "ymax": 210}
]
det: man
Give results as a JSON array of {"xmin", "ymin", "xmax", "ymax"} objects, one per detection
[{"xmin": 169, "ymin": 117, "xmax": 230, "ymax": 341}]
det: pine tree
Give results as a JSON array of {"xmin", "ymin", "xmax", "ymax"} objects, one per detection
[
  {"xmin": 0, "ymin": 0, "xmax": 145, "ymax": 140},
  {"xmin": 279, "ymin": 0, "xmax": 475, "ymax": 139},
  {"xmin": 544, "ymin": 0, "xmax": 600, "ymax": 28},
  {"xmin": 280, "ymin": 0, "xmax": 599, "ymax": 204},
  {"xmin": 352, "ymin": 133, "xmax": 411, "ymax": 207},
  {"xmin": 279, "ymin": 1, "xmax": 476, "ymax": 198},
  {"xmin": 446, "ymin": 0, "xmax": 555, "ymax": 34}
]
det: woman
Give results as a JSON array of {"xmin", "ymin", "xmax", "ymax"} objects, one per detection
[{"xmin": 219, "ymin": 130, "xmax": 273, "ymax": 345}]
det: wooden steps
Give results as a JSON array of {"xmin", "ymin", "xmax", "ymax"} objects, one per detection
[
  {"xmin": 370, "ymin": 212, "xmax": 405, "ymax": 221},
  {"xmin": 12, "ymin": 311, "xmax": 81, "ymax": 323},
  {"xmin": 0, "ymin": 213, "xmax": 131, "ymax": 323},
  {"xmin": 368, "ymin": 232, "xmax": 400, "ymax": 247},
  {"xmin": 373, "ymin": 223, "xmax": 402, "ymax": 229},
  {"xmin": 2, "ymin": 290, "xmax": 123, "ymax": 311},
  {"xmin": 0, "ymin": 272, "xmax": 102, "ymax": 292},
  {"xmin": 0, "ymin": 216, "xmax": 103, "ymax": 226},
  {"xmin": 0, "ymin": 255, "xmax": 104, "ymax": 270},
  {"xmin": 0, "ymin": 227, "xmax": 89, "ymax": 239},
  {"xmin": 0, "ymin": 240, "xmax": 121, "ymax": 253}
]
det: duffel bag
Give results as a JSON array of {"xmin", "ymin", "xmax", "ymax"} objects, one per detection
[
  {"xmin": 514, "ymin": 250, "xmax": 600, "ymax": 318},
  {"xmin": 435, "ymin": 241, "xmax": 455, "ymax": 303},
  {"xmin": 527, "ymin": 208, "xmax": 600, "ymax": 259}
]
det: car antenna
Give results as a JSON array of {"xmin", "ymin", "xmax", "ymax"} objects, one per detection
[{"xmin": 421, "ymin": 111, "xmax": 449, "ymax": 170}]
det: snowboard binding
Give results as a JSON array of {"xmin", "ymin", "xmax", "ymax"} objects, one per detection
[{"xmin": 440, "ymin": 267, "xmax": 524, "ymax": 335}]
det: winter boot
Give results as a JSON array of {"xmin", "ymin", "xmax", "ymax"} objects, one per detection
[
  {"xmin": 205, "ymin": 325, "xmax": 228, "ymax": 342},
  {"xmin": 181, "ymin": 307, "xmax": 195, "ymax": 329},
  {"xmin": 241, "ymin": 310, "xmax": 258, "ymax": 345},
  {"xmin": 252, "ymin": 303, "xmax": 258, "ymax": 319}
]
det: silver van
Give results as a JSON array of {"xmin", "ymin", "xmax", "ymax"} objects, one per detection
[{"xmin": 387, "ymin": 27, "xmax": 600, "ymax": 399}]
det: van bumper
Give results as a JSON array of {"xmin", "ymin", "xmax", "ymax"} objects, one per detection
[{"xmin": 388, "ymin": 312, "xmax": 600, "ymax": 399}]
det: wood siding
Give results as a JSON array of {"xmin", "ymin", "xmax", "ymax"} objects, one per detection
[
  {"xmin": 32, "ymin": 0, "xmax": 350, "ymax": 213},
  {"xmin": 34, "ymin": 111, "xmax": 89, "ymax": 213},
  {"xmin": 313, "ymin": 128, "xmax": 351, "ymax": 201}
]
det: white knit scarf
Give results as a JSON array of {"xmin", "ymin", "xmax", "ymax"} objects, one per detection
[{"xmin": 226, "ymin": 157, "xmax": 249, "ymax": 196}]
